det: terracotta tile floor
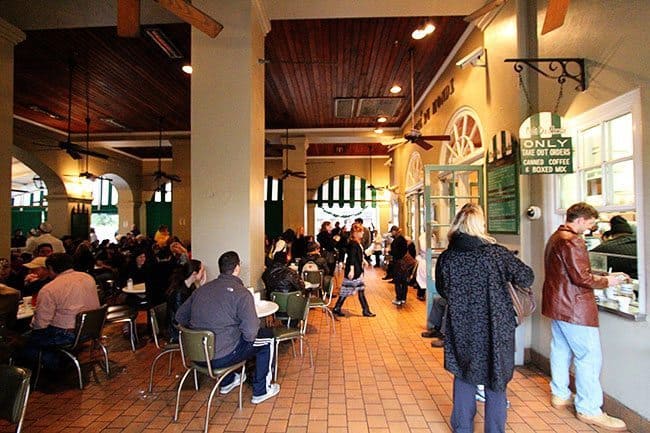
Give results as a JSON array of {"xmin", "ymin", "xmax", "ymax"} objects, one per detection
[{"xmin": 1, "ymin": 266, "xmax": 613, "ymax": 433}]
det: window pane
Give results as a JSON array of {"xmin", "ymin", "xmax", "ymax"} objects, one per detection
[
  {"xmin": 609, "ymin": 160, "xmax": 635, "ymax": 205},
  {"xmin": 558, "ymin": 173, "xmax": 578, "ymax": 209},
  {"xmin": 607, "ymin": 113, "xmax": 633, "ymax": 159},
  {"xmin": 583, "ymin": 167, "xmax": 603, "ymax": 206},
  {"xmin": 110, "ymin": 184, "xmax": 118, "ymax": 206},
  {"xmin": 579, "ymin": 125, "xmax": 601, "ymax": 168}
]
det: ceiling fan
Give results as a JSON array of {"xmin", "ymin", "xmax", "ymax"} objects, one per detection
[
  {"xmin": 265, "ymin": 138, "xmax": 296, "ymax": 157},
  {"xmin": 465, "ymin": 0, "xmax": 569, "ymax": 35},
  {"xmin": 117, "ymin": 0, "xmax": 223, "ymax": 38},
  {"xmin": 65, "ymin": 63, "xmax": 107, "ymax": 182},
  {"xmin": 366, "ymin": 145, "xmax": 394, "ymax": 193},
  {"xmin": 382, "ymin": 48, "xmax": 450, "ymax": 151},
  {"xmin": 150, "ymin": 117, "xmax": 181, "ymax": 184},
  {"xmin": 279, "ymin": 129, "xmax": 306, "ymax": 180},
  {"xmin": 33, "ymin": 58, "xmax": 110, "ymax": 161}
]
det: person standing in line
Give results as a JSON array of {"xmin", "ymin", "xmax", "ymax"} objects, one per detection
[
  {"xmin": 391, "ymin": 227, "xmax": 415, "ymax": 306},
  {"xmin": 331, "ymin": 223, "xmax": 375, "ymax": 317},
  {"xmin": 542, "ymin": 202, "xmax": 627, "ymax": 432},
  {"xmin": 435, "ymin": 203, "xmax": 534, "ymax": 433}
]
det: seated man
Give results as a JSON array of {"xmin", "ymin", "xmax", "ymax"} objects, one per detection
[
  {"xmin": 21, "ymin": 253, "xmax": 100, "ymax": 368},
  {"xmin": 22, "ymin": 256, "xmax": 53, "ymax": 300},
  {"xmin": 176, "ymin": 251, "xmax": 280, "ymax": 404},
  {"xmin": 262, "ymin": 251, "xmax": 305, "ymax": 297}
]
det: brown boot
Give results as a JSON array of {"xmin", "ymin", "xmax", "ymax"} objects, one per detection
[{"xmin": 431, "ymin": 338, "xmax": 444, "ymax": 347}]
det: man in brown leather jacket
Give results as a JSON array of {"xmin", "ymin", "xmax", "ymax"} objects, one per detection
[{"xmin": 542, "ymin": 202, "xmax": 627, "ymax": 431}]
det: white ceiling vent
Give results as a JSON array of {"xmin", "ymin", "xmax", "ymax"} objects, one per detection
[
  {"xmin": 356, "ymin": 97, "xmax": 402, "ymax": 117},
  {"xmin": 334, "ymin": 98, "xmax": 355, "ymax": 118}
]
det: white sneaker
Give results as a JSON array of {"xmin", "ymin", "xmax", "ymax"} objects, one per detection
[
  {"xmin": 251, "ymin": 383, "xmax": 280, "ymax": 404},
  {"xmin": 220, "ymin": 372, "xmax": 246, "ymax": 395}
]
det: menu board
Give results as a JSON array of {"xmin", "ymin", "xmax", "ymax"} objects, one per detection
[{"xmin": 486, "ymin": 131, "xmax": 519, "ymax": 234}]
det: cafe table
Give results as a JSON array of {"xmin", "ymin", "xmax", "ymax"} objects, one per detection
[
  {"xmin": 255, "ymin": 300, "xmax": 279, "ymax": 318},
  {"xmin": 122, "ymin": 282, "xmax": 146, "ymax": 294}
]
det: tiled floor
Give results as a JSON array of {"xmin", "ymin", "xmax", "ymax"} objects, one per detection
[{"xmin": 2, "ymin": 266, "xmax": 614, "ymax": 433}]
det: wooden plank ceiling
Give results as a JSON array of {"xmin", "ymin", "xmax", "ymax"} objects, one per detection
[{"xmin": 13, "ymin": 17, "xmax": 468, "ymax": 158}]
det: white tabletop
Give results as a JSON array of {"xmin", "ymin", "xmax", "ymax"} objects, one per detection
[
  {"xmin": 17, "ymin": 304, "xmax": 34, "ymax": 320},
  {"xmin": 122, "ymin": 282, "xmax": 146, "ymax": 294},
  {"xmin": 255, "ymin": 300, "xmax": 279, "ymax": 318}
]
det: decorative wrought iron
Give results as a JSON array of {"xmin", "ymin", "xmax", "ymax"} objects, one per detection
[{"xmin": 504, "ymin": 58, "xmax": 586, "ymax": 91}]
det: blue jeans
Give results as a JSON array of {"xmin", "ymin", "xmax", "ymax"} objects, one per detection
[
  {"xmin": 451, "ymin": 376, "xmax": 507, "ymax": 433},
  {"xmin": 210, "ymin": 328, "xmax": 274, "ymax": 397},
  {"xmin": 426, "ymin": 296, "xmax": 447, "ymax": 333},
  {"xmin": 22, "ymin": 326, "xmax": 76, "ymax": 369},
  {"xmin": 550, "ymin": 320, "xmax": 603, "ymax": 415}
]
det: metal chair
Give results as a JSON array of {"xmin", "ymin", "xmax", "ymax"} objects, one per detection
[
  {"xmin": 308, "ymin": 276, "xmax": 336, "ymax": 333},
  {"xmin": 174, "ymin": 326, "xmax": 246, "ymax": 433},
  {"xmin": 0, "ymin": 365, "xmax": 31, "ymax": 433},
  {"xmin": 270, "ymin": 290, "xmax": 300, "ymax": 324},
  {"xmin": 273, "ymin": 292, "xmax": 313, "ymax": 381},
  {"xmin": 301, "ymin": 261, "xmax": 323, "ymax": 294},
  {"xmin": 105, "ymin": 304, "xmax": 138, "ymax": 352},
  {"xmin": 147, "ymin": 303, "xmax": 186, "ymax": 393},
  {"xmin": 34, "ymin": 305, "xmax": 109, "ymax": 390}
]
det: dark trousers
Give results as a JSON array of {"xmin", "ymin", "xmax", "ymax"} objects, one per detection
[
  {"xmin": 22, "ymin": 326, "xmax": 76, "ymax": 369},
  {"xmin": 394, "ymin": 274, "xmax": 408, "ymax": 301},
  {"xmin": 209, "ymin": 328, "xmax": 274, "ymax": 397},
  {"xmin": 451, "ymin": 376, "xmax": 507, "ymax": 433}
]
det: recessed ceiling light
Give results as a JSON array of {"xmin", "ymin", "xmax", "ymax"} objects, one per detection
[
  {"xmin": 377, "ymin": 116, "xmax": 387, "ymax": 123},
  {"xmin": 411, "ymin": 29, "xmax": 426, "ymax": 40},
  {"xmin": 182, "ymin": 65, "xmax": 193, "ymax": 74},
  {"xmin": 390, "ymin": 85, "xmax": 402, "ymax": 94},
  {"xmin": 374, "ymin": 128, "xmax": 384, "ymax": 134},
  {"xmin": 424, "ymin": 23, "xmax": 436, "ymax": 34}
]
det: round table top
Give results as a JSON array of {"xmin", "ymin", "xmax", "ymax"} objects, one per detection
[
  {"xmin": 122, "ymin": 283, "xmax": 146, "ymax": 294},
  {"xmin": 255, "ymin": 300, "xmax": 279, "ymax": 318}
]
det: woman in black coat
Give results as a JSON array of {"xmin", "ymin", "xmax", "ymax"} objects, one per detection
[{"xmin": 435, "ymin": 203, "xmax": 534, "ymax": 433}]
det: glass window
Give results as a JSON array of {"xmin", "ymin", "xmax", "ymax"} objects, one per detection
[{"xmin": 607, "ymin": 113, "xmax": 633, "ymax": 160}]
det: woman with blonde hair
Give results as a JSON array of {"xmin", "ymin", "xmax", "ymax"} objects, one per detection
[
  {"xmin": 331, "ymin": 222, "xmax": 375, "ymax": 317},
  {"xmin": 435, "ymin": 203, "xmax": 534, "ymax": 433}
]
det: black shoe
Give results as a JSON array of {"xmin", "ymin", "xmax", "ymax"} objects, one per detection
[
  {"xmin": 362, "ymin": 311, "xmax": 376, "ymax": 317},
  {"xmin": 332, "ymin": 308, "xmax": 345, "ymax": 317},
  {"xmin": 421, "ymin": 329, "xmax": 444, "ymax": 339}
]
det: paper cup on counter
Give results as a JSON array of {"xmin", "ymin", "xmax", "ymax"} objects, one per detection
[{"xmin": 617, "ymin": 296, "xmax": 631, "ymax": 311}]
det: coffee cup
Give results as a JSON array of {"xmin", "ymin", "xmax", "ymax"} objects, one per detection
[{"xmin": 616, "ymin": 296, "xmax": 631, "ymax": 311}]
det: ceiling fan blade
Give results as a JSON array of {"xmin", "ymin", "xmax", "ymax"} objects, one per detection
[
  {"xmin": 79, "ymin": 148, "xmax": 110, "ymax": 160},
  {"xmin": 65, "ymin": 147, "xmax": 83, "ymax": 160},
  {"xmin": 415, "ymin": 138, "xmax": 434, "ymax": 151},
  {"xmin": 541, "ymin": 0, "xmax": 569, "ymax": 35},
  {"xmin": 165, "ymin": 173, "xmax": 182, "ymax": 183},
  {"xmin": 267, "ymin": 144, "xmax": 296, "ymax": 150},
  {"xmin": 380, "ymin": 137, "xmax": 406, "ymax": 146},
  {"xmin": 155, "ymin": 0, "xmax": 223, "ymax": 38},
  {"xmin": 419, "ymin": 135, "xmax": 451, "ymax": 141},
  {"xmin": 464, "ymin": 0, "xmax": 507, "ymax": 22},
  {"xmin": 117, "ymin": 0, "xmax": 140, "ymax": 37}
]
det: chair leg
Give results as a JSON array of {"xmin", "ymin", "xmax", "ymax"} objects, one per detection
[
  {"xmin": 238, "ymin": 365, "xmax": 245, "ymax": 410},
  {"xmin": 174, "ymin": 368, "xmax": 194, "ymax": 422},
  {"xmin": 33, "ymin": 351, "xmax": 43, "ymax": 390},
  {"xmin": 58, "ymin": 349, "xmax": 83, "ymax": 389},
  {"xmin": 204, "ymin": 376, "xmax": 227, "ymax": 433},
  {"xmin": 324, "ymin": 306, "xmax": 337, "ymax": 332},
  {"xmin": 274, "ymin": 341, "xmax": 280, "ymax": 382},
  {"xmin": 149, "ymin": 349, "xmax": 177, "ymax": 393},
  {"xmin": 129, "ymin": 320, "xmax": 137, "ymax": 352},
  {"xmin": 15, "ymin": 383, "xmax": 29, "ymax": 433},
  {"xmin": 193, "ymin": 370, "xmax": 199, "ymax": 390},
  {"xmin": 98, "ymin": 342, "xmax": 110, "ymax": 374}
]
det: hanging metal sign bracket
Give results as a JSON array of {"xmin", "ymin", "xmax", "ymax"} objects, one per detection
[{"xmin": 504, "ymin": 58, "xmax": 587, "ymax": 91}]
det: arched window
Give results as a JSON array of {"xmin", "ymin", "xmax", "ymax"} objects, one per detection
[
  {"xmin": 442, "ymin": 107, "xmax": 484, "ymax": 165},
  {"xmin": 405, "ymin": 152, "xmax": 423, "ymax": 192}
]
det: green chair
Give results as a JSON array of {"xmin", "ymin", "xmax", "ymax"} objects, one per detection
[
  {"xmin": 270, "ymin": 290, "xmax": 300, "ymax": 324},
  {"xmin": 0, "ymin": 365, "xmax": 31, "ymax": 433},
  {"xmin": 148, "ymin": 303, "xmax": 192, "ymax": 393},
  {"xmin": 273, "ymin": 292, "xmax": 313, "ymax": 381},
  {"xmin": 174, "ymin": 326, "xmax": 246, "ymax": 433},
  {"xmin": 34, "ymin": 305, "xmax": 109, "ymax": 390},
  {"xmin": 308, "ymin": 276, "xmax": 336, "ymax": 333}
]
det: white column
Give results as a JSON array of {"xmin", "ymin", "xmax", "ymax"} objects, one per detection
[
  {"xmin": 191, "ymin": 1, "xmax": 270, "ymax": 285},
  {"xmin": 0, "ymin": 18, "xmax": 25, "ymax": 255}
]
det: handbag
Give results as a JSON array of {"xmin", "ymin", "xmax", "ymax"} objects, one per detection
[{"xmin": 506, "ymin": 281, "xmax": 536, "ymax": 326}]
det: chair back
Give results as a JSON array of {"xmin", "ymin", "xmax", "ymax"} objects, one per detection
[
  {"xmin": 0, "ymin": 365, "xmax": 31, "ymax": 426},
  {"xmin": 286, "ymin": 292, "xmax": 309, "ymax": 333},
  {"xmin": 270, "ymin": 291, "xmax": 300, "ymax": 313},
  {"xmin": 149, "ymin": 303, "xmax": 168, "ymax": 347},
  {"xmin": 178, "ymin": 325, "xmax": 215, "ymax": 373},
  {"xmin": 71, "ymin": 305, "xmax": 108, "ymax": 350}
]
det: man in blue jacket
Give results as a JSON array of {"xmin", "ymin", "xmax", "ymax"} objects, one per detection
[{"xmin": 176, "ymin": 251, "xmax": 280, "ymax": 404}]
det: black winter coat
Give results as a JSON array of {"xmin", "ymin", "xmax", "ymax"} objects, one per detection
[{"xmin": 435, "ymin": 232, "xmax": 534, "ymax": 392}]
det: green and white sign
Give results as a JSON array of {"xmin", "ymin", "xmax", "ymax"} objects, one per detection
[
  {"xmin": 486, "ymin": 131, "xmax": 519, "ymax": 234},
  {"xmin": 519, "ymin": 112, "xmax": 573, "ymax": 174}
]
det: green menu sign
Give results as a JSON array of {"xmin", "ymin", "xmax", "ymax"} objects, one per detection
[
  {"xmin": 519, "ymin": 112, "xmax": 574, "ymax": 175},
  {"xmin": 486, "ymin": 131, "xmax": 519, "ymax": 234}
]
